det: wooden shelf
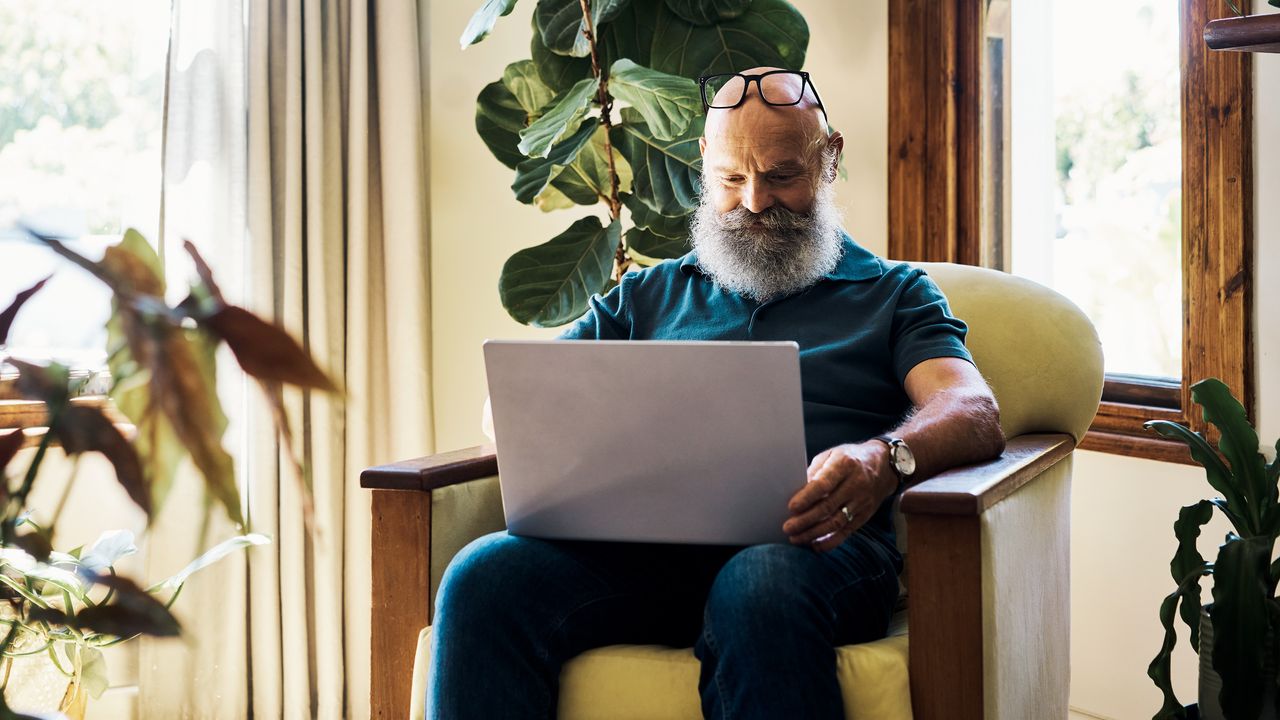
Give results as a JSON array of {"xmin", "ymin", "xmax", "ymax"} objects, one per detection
[{"xmin": 1205, "ymin": 13, "xmax": 1280, "ymax": 53}]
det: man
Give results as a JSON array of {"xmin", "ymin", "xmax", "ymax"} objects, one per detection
[{"xmin": 428, "ymin": 67, "xmax": 1005, "ymax": 719}]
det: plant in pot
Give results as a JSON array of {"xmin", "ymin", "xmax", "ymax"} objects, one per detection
[
  {"xmin": 461, "ymin": 0, "xmax": 813, "ymax": 326},
  {"xmin": 1147, "ymin": 378, "xmax": 1280, "ymax": 720},
  {"xmin": 0, "ymin": 227, "xmax": 336, "ymax": 719}
]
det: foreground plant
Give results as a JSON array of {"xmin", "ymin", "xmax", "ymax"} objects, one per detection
[
  {"xmin": 462, "ymin": 0, "xmax": 810, "ymax": 326},
  {"xmin": 0, "ymin": 226, "xmax": 338, "ymax": 719},
  {"xmin": 1147, "ymin": 378, "xmax": 1280, "ymax": 720}
]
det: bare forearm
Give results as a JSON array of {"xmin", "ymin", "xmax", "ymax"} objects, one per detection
[{"xmin": 889, "ymin": 389, "xmax": 1005, "ymax": 484}]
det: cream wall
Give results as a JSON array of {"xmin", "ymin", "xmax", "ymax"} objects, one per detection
[
  {"xmin": 428, "ymin": 0, "xmax": 888, "ymax": 452},
  {"xmin": 426, "ymin": 2, "xmax": 1278, "ymax": 718}
]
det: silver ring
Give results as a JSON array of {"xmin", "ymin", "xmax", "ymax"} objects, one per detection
[{"xmin": 840, "ymin": 506, "xmax": 854, "ymax": 524}]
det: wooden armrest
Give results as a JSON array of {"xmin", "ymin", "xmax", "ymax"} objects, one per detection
[
  {"xmin": 360, "ymin": 444, "xmax": 497, "ymax": 492},
  {"xmin": 900, "ymin": 433, "xmax": 1074, "ymax": 516}
]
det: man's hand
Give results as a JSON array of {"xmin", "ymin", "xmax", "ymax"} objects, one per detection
[{"xmin": 783, "ymin": 442, "xmax": 898, "ymax": 552}]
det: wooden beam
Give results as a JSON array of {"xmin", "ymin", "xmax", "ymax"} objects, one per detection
[
  {"xmin": 361, "ymin": 444, "xmax": 497, "ymax": 491},
  {"xmin": 900, "ymin": 434, "xmax": 1072, "ymax": 516},
  {"xmin": 1204, "ymin": 13, "xmax": 1280, "ymax": 52}
]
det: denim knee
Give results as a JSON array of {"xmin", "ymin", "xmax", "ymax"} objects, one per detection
[
  {"xmin": 703, "ymin": 544, "xmax": 822, "ymax": 637},
  {"xmin": 434, "ymin": 531, "xmax": 523, "ymax": 625}
]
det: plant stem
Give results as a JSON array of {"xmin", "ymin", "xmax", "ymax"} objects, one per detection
[{"xmin": 577, "ymin": 0, "xmax": 630, "ymax": 280}]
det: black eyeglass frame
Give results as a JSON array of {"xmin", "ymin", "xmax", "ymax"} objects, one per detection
[{"xmin": 697, "ymin": 70, "xmax": 827, "ymax": 117}]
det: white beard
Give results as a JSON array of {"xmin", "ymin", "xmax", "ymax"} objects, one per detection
[{"xmin": 689, "ymin": 179, "xmax": 845, "ymax": 303}]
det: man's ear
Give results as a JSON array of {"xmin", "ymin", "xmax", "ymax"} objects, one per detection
[
  {"xmin": 824, "ymin": 131, "xmax": 844, "ymax": 183},
  {"xmin": 699, "ymin": 136, "xmax": 706, "ymax": 155}
]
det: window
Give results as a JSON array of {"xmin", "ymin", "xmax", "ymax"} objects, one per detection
[
  {"xmin": 0, "ymin": 0, "xmax": 168, "ymax": 431},
  {"xmin": 888, "ymin": 0, "xmax": 1252, "ymax": 463}
]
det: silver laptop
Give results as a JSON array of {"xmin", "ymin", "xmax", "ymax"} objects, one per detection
[{"xmin": 482, "ymin": 339, "xmax": 809, "ymax": 545}]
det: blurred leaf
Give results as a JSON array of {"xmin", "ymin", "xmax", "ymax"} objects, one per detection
[
  {"xmin": 8, "ymin": 359, "xmax": 70, "ymax": 407},
  {"xmin": 550, "ymin": 125, "xmax": 633, "ymax": 206},
  {"xmin": 500, "ymin": 216, "xmax": 619, "ymax": 326},
  {"xmin": 55, "ymin": 406, "xmax": 149, "ymax": 516},
  {"xmin": 201, "ymin": 306, "xmax": 339, "ymax": 393},
  {"xmin": 625, "ymin": 226, "xmax": 690, "ymax": 265},
  {"xmin": 518, "ymin": 77, "xmax": 600, "ymax": 158},
  {"xmin": 649, "ymin": 0, "xmax": 808, "ymax": 78},
  {"xmin": 623, "ymin": 192, "xmax": 691, "ymax": 237},
  {"xmin": 0, "ymin": 429, "xmax": 23, "ymax": 476},
  {"xmin": 79, "ymin": 530, "xmax": 137, "ymax": 572},
  {"xmin": 77, "ymin": 574, "xmax": 180, "ymax": 638},
  {"xmin": 150, "ymin": 533, "xmax": 270, "ymax": 592},
  {"xmin": 532, "ymin": 16, "xmax": 592, "ymax": 92},
  {"xmin": 80, "ymin": 646, "xmax": 108, "ymax": 698},
  {"xmin": 513, "ymin": 119, "xmax": 598, "ymax": 204},
  {"xmin": 100, "ymin": 229, "xmax": 165, "ymax": 296},
  {"xmin": 0, "ymin": 275, "xmax": 51, "ymax": 346},
  {"xmin": 607, "ymin": 59, "xmax": 700, "ymax": 141},
  {"xmin": 27, "ymin": 605, "xmax": 73, "ymax": 626},
  {"xmin": 13, "ymin": 531, "xmax": 52, "ymax": 562},
  {"xmin": 663, "ymin": 0, "xmax": 751, "ymax": 25},
  {"xmin": 610, "ymin": 109, "xmax": 702, "ymax": 215},
  {"xmin": 460, "ymin": 0, "xmax": 519, "ymax": 48},
  {"xmin": 1210, "ymin": 534, "xmax": 1271, "ymax": 720},
  {"xmin": 535, "ymin": 0, "xmax": 630, "ymax": 57}
]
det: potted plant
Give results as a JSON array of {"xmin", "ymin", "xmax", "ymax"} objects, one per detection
[
  {"xmin": 461, "ymin": 0, "xmax": 813, "ymax": 326},
  {"xmin": 0, "ymin": 227, "xmax": 337, "ymax": 719},
  {"xmin": 1147, "ymin": 378, "xmax": 1280, "ymax": 720}
]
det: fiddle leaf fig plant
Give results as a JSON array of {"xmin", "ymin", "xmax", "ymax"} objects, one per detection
[
  {"xmin": 1146, "ymin": 378, "xmax": 1280, "ymax": 720},
  {"xmin": 463, "ymin": 0, "xmax": 810, "ymax": 326}
]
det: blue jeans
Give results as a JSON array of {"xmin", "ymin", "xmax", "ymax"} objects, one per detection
[{"xmin": 427, "ymin": 531, "xmax": 901, "ymax": 719}]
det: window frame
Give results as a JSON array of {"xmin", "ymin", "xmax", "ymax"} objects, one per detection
[{"xmin": 887, "ymin": 0, "xmax": 1254, "ymax": 464}]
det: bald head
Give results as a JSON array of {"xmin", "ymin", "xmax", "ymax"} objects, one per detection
[{"xmin": 703, "ymin": 66, "xmax": 828, "ymax": 150}]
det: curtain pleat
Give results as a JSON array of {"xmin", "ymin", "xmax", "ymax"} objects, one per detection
[{"xmin": 143, "ymin": 1, "xmax": 432, "ymax": 717}]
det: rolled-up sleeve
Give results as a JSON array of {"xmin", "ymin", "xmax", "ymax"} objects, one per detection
[{"xmin": 890, "ymin": 269, "xmax": 973, "ymax": 384}]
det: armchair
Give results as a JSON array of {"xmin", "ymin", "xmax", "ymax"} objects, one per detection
[{"xmin": 362, "ymin": 262, "xmax": 1104, "ymax": 719}]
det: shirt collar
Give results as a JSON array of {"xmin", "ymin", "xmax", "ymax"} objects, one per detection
[{"xmin": 678, "ymin": 232, "xmax": 884, "ymax": 283}]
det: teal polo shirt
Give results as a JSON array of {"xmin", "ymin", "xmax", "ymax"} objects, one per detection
[{"xmin": 558, "ymin": 233, "xmax": 973, "ymax": 552}]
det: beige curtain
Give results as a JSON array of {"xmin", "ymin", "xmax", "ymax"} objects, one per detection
[{"xmin": 141, "ymin": 0, "xmax": 432, "ymax": 717}]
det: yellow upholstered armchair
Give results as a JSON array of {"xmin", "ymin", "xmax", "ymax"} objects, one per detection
[{"xmin": 361, "ymin": 262, "xmax": 1104, "ymax": 719}]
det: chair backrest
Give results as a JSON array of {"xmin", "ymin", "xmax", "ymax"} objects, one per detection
[{"xmin": 915, "ymin": 262, "xmax": 1104, "ymax": 443}]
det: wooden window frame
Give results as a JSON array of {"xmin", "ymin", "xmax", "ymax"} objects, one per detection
[{"xmin": 888, "ymin": 0, "xmax": 1254, "ymax": 465}]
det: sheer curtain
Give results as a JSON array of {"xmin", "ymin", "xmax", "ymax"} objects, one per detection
[{"xmin": 141, "ymin": 0, "xmax": 432, "ymax": 717}]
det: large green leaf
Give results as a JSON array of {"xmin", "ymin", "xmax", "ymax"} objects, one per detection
[
  {"xmin": 1148, "ymin": 568, "xmax": 1209, "ymax": 720},
  {"xmin": 460, "ymin": 0, "xmax": 519, "ymax": 48},
  {"xmin": 476, "ymin": 60, "xmax": 561, "ymax": 170},
  {"xmin": 550, "ymin": 125, "xmax": 634, "ymax": 207},
  {"xmin": 1210, "ymin": 534, "xmax": 1272, "ymax": 720},
  {"xmin": 600, "ymin": 0, "xmax": 656, "ymax": 69},
  {"xmin": 1191, "ymin": 378, "xmax": 1269, "ymax": 534},
  {"xmin": 531, "ymin": 15, "xmax": 593, "ymax": 93},
  {"xmin": 625, "ymin": 226, "xmax": 690, "ymax": 266},
  {"xmin": 610, "ymin": 108, "xmax": 702, "ymax": 215},
  {"xmin": 1147, "ymin": 419, "xmax": 1251, "ymax": 535},
  {"xmin": 519, "ymin": 77, "xmax": 600, "ymax": 158},
  {"xmin": 649, "ymin": 0, "xmax": 808, "ymax": 79},
  {"xmin": 606, "ymin": 59, "xmax": 701, "ymax": 141},
  {"xmin": 663, "ymin": 0, "xmax": 751, "ymax": 25},
  {"xmin": 500, "ymin": 216, "xmax": 620, "ymax": 326},
  {"xmin": 1171, "ymin": 500, "xmax": 1214, "ymax": 651},
  {"xmin": 513, "ymin": 119, "xmax": 598, "ymax": 203},
  {"xmin": 536, "ymin": 0, "xmax": 631, "ymax": 57},
  {"xmin": 623, "ymin": 192, "xmax": 691, "ymax": 238}
]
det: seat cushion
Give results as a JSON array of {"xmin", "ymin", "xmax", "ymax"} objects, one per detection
[{"xmin": 409, "ymin": 611, "xmax": 912, "ymax": 720}]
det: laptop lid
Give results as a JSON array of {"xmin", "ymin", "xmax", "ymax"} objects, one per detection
[{"xmin": 482, "ymin": 339, "xmax": 809, "ymax": 545}]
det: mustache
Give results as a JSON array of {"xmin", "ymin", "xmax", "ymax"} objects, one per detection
[{"xmin": 712, "ymin": 204, "xmax": 813, "ymax": 233}]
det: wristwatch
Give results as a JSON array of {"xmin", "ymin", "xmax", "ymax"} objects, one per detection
[{"xmin": 872, "ymin": 435, "xmax": 916, "ymax": 488}]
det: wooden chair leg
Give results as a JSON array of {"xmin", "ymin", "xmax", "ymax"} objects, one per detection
[{"xmin": 370, "ymin": 489, "xmax": 432, "ymax": 719}]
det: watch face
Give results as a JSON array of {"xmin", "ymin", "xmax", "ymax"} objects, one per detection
[{"xmin": 892, "ymin": 442, "xmax": 917, "ymax": 476}]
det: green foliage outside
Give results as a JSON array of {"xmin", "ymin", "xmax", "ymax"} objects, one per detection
[{"xmin": 462, "ymin": 0, "xmax": 811, "ymax": 327}]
